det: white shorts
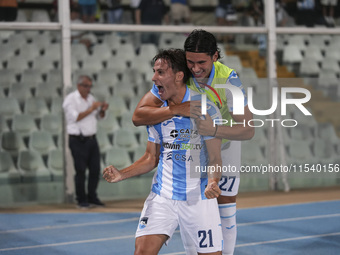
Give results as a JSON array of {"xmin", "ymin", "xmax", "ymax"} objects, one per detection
[
  {"xmin": 219, "ymin": 140, "xmax": 241, "ymax": 196},
  {"xmin": 321, "ymin": 0, "xmax": 338, "ymax": 6},
  {"xmin": 136, "ymin": 192, "xmax": 223, "ymax": 254}
]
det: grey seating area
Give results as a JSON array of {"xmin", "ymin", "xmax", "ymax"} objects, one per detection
[
  {"xmin": 277, "ymin": 34, "xmax": 340, "ymax": 101},
  {"xmin": 1, "ymin": 22, "xmax": 340, "ymax": 205}
]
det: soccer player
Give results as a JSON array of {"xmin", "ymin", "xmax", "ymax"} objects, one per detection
[
  {"xmin": 103, "ymin": 49, "xmax": 223, "ymax": 255},
  {"xmin": 132, "ymin": 29, "xmax": 255, "ymax": 255}
]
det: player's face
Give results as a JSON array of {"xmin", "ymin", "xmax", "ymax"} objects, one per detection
[
  {"xmin": 152, "ymin": 58, "xmax": 177, "ymax": 101},
  {"xmin": 185, "ymin": 51, "xmax": 218, "ymax": 82}
]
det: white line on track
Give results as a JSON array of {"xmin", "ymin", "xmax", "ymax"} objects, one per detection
[
  {"xmin": 236, "ymin": 232, "xmax": 340, "ymax": 248},
  {"xmin": 0, "ymin": 235, "xmax": 135, "ymax": 252},
  {"xmin": 238, "ymin": 213, "xmax": 340, "ymax": 227},
  {"xmin": 1, "ymin": 214, "xmax": 340, "ymax": 252},
  {"xmin": 161, "ymin": 232, "xmax": 340, "ymax": 255},
  {"xmin": 0, "ymin": 217, "xmax": 140, "ymax": 234}
]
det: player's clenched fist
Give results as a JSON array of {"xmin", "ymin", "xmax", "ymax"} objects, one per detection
[
  {"xmin": 103, "ymin": 165, "xmax": 122, "ymax": 183},
  {"xmin": 204, "ymin": 181, "xmax": 221, "ymax": 199}
]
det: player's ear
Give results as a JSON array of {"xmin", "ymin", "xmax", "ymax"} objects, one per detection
[
  {"xmin": 212, "ymin": 51, "xmax": 218, "ymax": 62},
  {"xmin": 176, "ymin": 71, "xmax": 184, "ymax": 82}
]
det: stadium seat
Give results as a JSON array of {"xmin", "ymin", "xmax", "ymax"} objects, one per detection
[
  {"xmin": 29, "ymin": 130, "xmax": 57, "ymax": 156},
  {"xmin": 287, "ymin": 34, "xmax": 308, "ymax": 51},
  {"xmin": 114, "ymin": 83, "xmax": 137, "ymax": 100},
  {"xmin": 0, "ymin": 43, "xmax": 16, "ymax": 63},
  {"xmin": 16, "ymin": 10, "xmax": 28, "ymax": 22},
  {"xmin": 303, "ymin": 45, "xmax": 323, "ymax": 62},
  {"xmin": 132, "ymin": 145, "xmax": 146, "ymax": 162},
  {"xmin": 18, "ymin": 43, "xmax": 41, "ymax": 62},
  {"xmin": 106, "ymin": 95, "xmax": 129, "ymax": 117},
  {"xmin": 40, "ymin": 113, "xmax": 62, "ymax": 136},
  {"xmin": 318, "ymin": 122, "xmax": 339, "ymax": 147},
  {"xmin": 241, "ymin": 141, "xmax": 267, "ymax": 166},
  {"xmin": 24, "ymin": 97, "xmax": 50, "ymax": 119},
  {"xmin": 1, "ymin": 131, "xmax": 26, "ymax": 159},
  {"xmin": 97, "ymin": 111, "xmax": 120, "ymax": 136},
  {"xmin": 8, "ymin": 82, "xmax": 34, "ymax": 107},
  {"xmin": 0, "ymin": 98, "xmax": 22, "ymax": 120},
  {"xmin": 138, "ymin": 128, "xmax": 149, "ymax": 146},
  {"xmin": 46, "ymin": 70, "xmax": 63, "ymax": 85},
  {"xmin": 42, "ymin": 44, "xmax": 61, "ymax": 63},
  {"xmin": 0, "ymin": 115, "xmax": 9, "ymax": 133},
  {"xmin": 299, "ymin": 57, "xmax": 320, "ymax": 76},
  {"xmin": 30, "ymin": 32, "xmax": 53, "ymax": 52},
  {"xmin": 282, "ymin": 45, "xmax": 303, "ymax": 64},
  {"xmin": 138, "ymin": 43, "xmax": 158, "ymax": 59},
  {"xmin": 321, "ymin": 57, "xmax": 340, "ymax": 74},
  {"xmin": 309, "ymin": 35, "xmax": 331, "ymax": 51},
  {"xmin": 287, "ymin": 140, "xmax": 317, "ymax": 165},
  {"xmin": 130, "ymin": 56, "xmax": 153, "ymax": 78},
  {"xmin": 96, "ymin": 128, "xmax": 113, "ymax": 155},
  {"xmin": 106, "ymin": 56, "xmax": 128, "ymax": 73},
  {"xmin": 91, "ymin": 43, "xmax": 112, "ymax": 62},
  {"xmin": 35, "ymin": 82, "xmax": 60, "ymax": 105},
  {"xmin": 0, "ymin": 151, "xmax": 21, "ymax": 184},
  {"xmin": 104, "ymin": 147, "xmax": 132, "ymax": 169},
  {"xmin": 224, "ymin": 55, "xmax": 243, "ymax": 72},
  {"xmin": 17, "ymin": 150, "xmax": 51, "ymax": 182},
  {"xmin": 317, "ymin": 70, "xmax": 338, "ymax": 97},
  {"xmin": 91, "ymin": 83, "xmax": 111, "ymax": 101},
  {"xmin": 31, "ymin": 10, "xmax": 51, "ymax": 22},
  {"xmin": 6, "ymin": 56, "xmax": 29, "ymax": 73},
  {"xmin": 20, "ymin": 69, "xmax": 44, "ymax": 84},
  {"xmin": 96, "ymin": 69, "xmax": 119, "ymax": 90},
  {"xmin": 114, "ymin": 129, "xmax": 139, "ymax": 152},
  {"xmin": 6, "ymin": 33, "xmax": 27, "ymax": 52},
  {"xmin": 50, "ymin": 97, "xmax": 63, "ymax": 114},
  {"xmin": 114, "ymin": 43, "xmax": 136, "ymax": 64},
  {"xmin": 71, "ymin": 43, "xmax": 89, "ymax": 63},
  {"xmin": 313, "ymin": 138, "xmax": 338, "ymax": 165},
  {"xmin": 47, "ymin": 149, "xmax": 63, "ymax": 181},
  {"xmin": 12, "ymin": 114, "xmax": 38, "ymax": 138},
  {"xmin": 31, "ymin": 55, "xmax": 57, "ymax": 73},
  {"xmin": 102, "ymin": 32, "xmax": 123, "ymax": 51},
  {"xmin": 81, "ymin": 55, "xmax": 104, "ymax": 73},
  {"xmin": 324, "ymin": 44, "xmax": 340, "ymax": 61}
]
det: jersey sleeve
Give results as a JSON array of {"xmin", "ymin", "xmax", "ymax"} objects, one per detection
[
  {"xmin": 147, "ymin": 125, "xmax": 160, "ymax": 144},
  {"xmin": 225, "ymin": 70, "xmax": 248, "ymax": 112},
  {"xmin": 150, "ymin": 84, "xmax": 165, "ymax": 102}
]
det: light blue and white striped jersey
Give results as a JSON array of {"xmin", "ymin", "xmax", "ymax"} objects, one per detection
[{"xmin": 148, "ymin": 86, "xmax": 221, "ymax": 201}]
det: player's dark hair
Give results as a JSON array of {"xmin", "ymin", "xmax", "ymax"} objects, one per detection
[
  {"xmin": 184, "ymin": 29, "xmax": 221, "ymax": 60},
  {"xmin": 153, "ymin": 48, "xmax": 191, "ymax": 83}
]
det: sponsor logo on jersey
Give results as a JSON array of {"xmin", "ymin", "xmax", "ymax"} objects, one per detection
[
  {"xmin": 162, "ymin": 142, "xmax": 203, "ymax": 150},
  {"xmin": 169, "ymin": 129, "xmax": 199, "ymax": 140},
  {"xmin": 139, "ymin": 217, "xmax": 148, "ymax": 229},
  {"xmin": 166, "ymin": 152, "xmax": 193, "ymax": 162}
]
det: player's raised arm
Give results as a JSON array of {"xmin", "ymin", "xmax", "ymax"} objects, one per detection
[
  {"xmin": 132, "ymin": 91, "xmax": 195, "ymax": 126},
  {"xmin": 103, "ymin": 141, "xmax": 160, "ymax": 182}
]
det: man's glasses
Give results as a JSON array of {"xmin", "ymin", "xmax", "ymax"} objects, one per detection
[{"xmin": 80, "ymin": 83, "xmax": 92, "ymax": 89}]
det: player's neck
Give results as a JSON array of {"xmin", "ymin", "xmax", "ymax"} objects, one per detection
[{"xmin": 167, "ymin": 84, "xmax": 187, "ymax": 106}]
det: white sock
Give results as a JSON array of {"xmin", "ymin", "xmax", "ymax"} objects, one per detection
[{"xmin": 219, "ymin": 203, "xmax": 237, "ymax": 255}]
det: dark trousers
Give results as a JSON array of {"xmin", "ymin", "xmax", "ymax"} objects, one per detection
[
  {"xmin": 0, "ymin": 7, "xmax": 18, "ymax": 21},
  {"xmin": 69, "ymin": 135, "xmax": 101, "ymax": 204}
]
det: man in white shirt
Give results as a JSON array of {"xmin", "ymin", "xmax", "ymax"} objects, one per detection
[{"xmin": 63, "ymin": 75, "xmax": 109, "ymax": 209}]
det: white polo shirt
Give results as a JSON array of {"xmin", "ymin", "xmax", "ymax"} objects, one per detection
[{"xmin": 63, "ymin": 90, "xmax": 100, "ymax": 136}]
